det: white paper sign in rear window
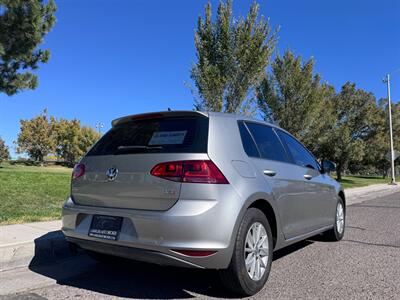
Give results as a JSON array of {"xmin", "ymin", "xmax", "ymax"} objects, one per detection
[{"xmin": 149, "ymin": 131, "xmax": 187, "ymax": 145}]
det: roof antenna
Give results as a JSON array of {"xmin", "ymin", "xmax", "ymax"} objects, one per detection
[{"xmin": 167, "ymin": 107, "xmax": 172, "ymax": 111}]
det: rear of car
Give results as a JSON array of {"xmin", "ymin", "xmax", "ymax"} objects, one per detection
[
  {"xmin": 62, "ymin": 111, "xmax": 345, "ymax": 296},
  {"xmin": 62, "ymin": 111, "xmax": 243, "ymax": 269}
]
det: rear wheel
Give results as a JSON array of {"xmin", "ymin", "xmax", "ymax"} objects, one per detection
[
  {"xmin": 324, "ymin": 197, "xmax": 345, "ymax": 241},
  {"xmin": 219, "ymin": 208, "xmax": 273, "ymax": 296}
]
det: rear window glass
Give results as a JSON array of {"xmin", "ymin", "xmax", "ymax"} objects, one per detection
[{"xmin": 87, "ymin": 117, "xmax": 209, "ymax": 156}]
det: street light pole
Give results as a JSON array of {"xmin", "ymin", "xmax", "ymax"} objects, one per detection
[
  {"xmin": 95, "ymin": 122, "xmax": 104, "ymax": 135},
  {"xmin": 384, "ymin": 74, "xmax": 396, "ymax": 185}
]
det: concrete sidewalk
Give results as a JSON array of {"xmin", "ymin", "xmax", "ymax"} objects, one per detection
[
  {"xmin": 0, "ymin": 220, "xmax": 70, "ymax": 271},
  {"xmin": 345, "ymin": 183, "xmax": 400, "ymax": 205},
  {"xmin": 1, "ymin": 183, "xmax": 399, "ymax": 272}
]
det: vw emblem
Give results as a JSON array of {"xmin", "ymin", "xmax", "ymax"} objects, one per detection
[{"xmin": 106, "ymin": 167, "xmax": 118, "ymax": 181}]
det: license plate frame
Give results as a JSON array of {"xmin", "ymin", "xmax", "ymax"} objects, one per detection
[{"xmin": 88, "ymin": 215, "xmax": 123, "ymax": 241}]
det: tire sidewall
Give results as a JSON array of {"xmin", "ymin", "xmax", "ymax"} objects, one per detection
[
  {"xmin": 234, "ymin": 208, "xmax": 273, "ymax": 295},
  {"xmin": 333, "ymin": 198, "xmax": 345, "ymax": 240}
]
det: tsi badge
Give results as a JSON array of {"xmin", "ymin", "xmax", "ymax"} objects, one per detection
[{"xmin": 106, "ymin": 167, "xmax": 118, "ymax": 182}]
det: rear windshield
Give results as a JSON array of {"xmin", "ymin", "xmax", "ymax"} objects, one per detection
[{"xmin": 87, "ymin": 116, "xmax": 209, "ymax": 156}]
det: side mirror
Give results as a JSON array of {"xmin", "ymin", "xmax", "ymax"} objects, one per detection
[{"xmin": 322, "ymin": 159, "xmax": 336, "ymax": 173}]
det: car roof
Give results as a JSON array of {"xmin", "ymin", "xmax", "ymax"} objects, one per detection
[{"xmin": 206, "ymin": 111, "xmax": 279, "ymax": 128}]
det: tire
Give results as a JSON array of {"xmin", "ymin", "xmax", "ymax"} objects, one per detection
[
  {"xmin": 219, "ymin": 208, "xmax": 273, "ymax": 296},
  {"xmin": 324, "ymin": 197, "xmax": 345, "ymax": 241}
]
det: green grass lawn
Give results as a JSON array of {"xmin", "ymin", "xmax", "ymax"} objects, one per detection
[
  {"xmin": 336, "ymin": 175, "xmax": 398, "ymax": 189},
  {"xmin": 0, "ymin": 162, "xmax": 71, "ymax": 225},
  {"xmin": 0, "ymin": 162, "xmax": 397, "ymax": 225}
]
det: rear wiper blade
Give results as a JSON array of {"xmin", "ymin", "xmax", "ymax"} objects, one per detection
[
  {"xmin": 117, "ymin": 145, "xmax": 163, "ymax": 150},
  {"xmin": 114, "ymin": 145, "xmax": 163, "ymax": 154}
]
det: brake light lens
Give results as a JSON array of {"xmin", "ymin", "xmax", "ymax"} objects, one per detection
[
  {"xmin": 150, "ymin": 160, "xmax": 229, "ymax": 184},
  {"xmin": 72, "ymin": 163, "xmax": 85, "ymax": 180}
]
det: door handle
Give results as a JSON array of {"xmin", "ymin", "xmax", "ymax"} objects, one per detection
[
  {"xmin": 263, "ymin": 169, "xmax": 277, "ymax": 177},
  {"xmin": 303, "ymin": 174, "xmax": 313, "ymax": 180}
]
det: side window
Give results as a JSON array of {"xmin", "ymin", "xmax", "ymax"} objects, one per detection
[
  {"xmin": 245, "ymin": 122, "xmax": 290, "ymax": 163},
  {"xmin": 277, "ymin": 131, "xmax": 319, "ymax": 170},
  {"xmin": 238, "ymin": 121, "xmax": 260, "ymax": 158}
]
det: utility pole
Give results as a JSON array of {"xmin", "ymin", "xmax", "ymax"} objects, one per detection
[
  {"xmin": 95, "ymin": 122, "xmax": 104, "ymax": 135},
  {"xmin": 383, "ymin": 74, "xmax": 397, "ymax": 185}
]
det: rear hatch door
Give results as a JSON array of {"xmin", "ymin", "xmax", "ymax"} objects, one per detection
[{"xmin": 72, "ymin": 114, "xmax": 209, "ymax": 211}]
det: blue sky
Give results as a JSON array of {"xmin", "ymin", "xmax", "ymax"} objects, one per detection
[{"xmin": 1, "ymin": 0, "xmax": 399, "ymax": 158}]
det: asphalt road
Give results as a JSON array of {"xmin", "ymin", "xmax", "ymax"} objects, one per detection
[{"xmin": 1, "ymin": 192, "xmax": 399, "ymax": 300}]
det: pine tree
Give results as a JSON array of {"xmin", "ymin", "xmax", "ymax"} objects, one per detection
[{"xmin": 0, "ymin": 0, "xmax": 56, "ymax": 95}]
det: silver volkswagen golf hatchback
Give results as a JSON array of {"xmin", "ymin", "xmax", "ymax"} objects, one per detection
[{"xmin": 62, "ymin": 111, "xmax": 345, "ymax": 296}]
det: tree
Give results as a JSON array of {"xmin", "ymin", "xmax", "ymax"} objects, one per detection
[
  {"xmin": 360, "ymin": 99, "xmax": 400, "ymax": 177},
  {"xmin": 257, "ymin": 50, "xmax": 334, "ymax": 155},
  {"xmin": 51, "ymin": 118, "xmax": 82, "ymax": 165},
  {"xmin": 52, "ymin": 118, "xmax": 100, "ymax": 165},
  {"xmin": 191, "ymin": 0, "xmax": 277, "ymax": 113},
  {"xmin": 0, "ymin": 136, "xmax": 10, "ymax": 164},
  {"xmin": 324, "ymin": 83, "xmax": 382, "ymax": 180},
  {"xmin": 0, "ymin": 0, "xmax": 56, "ymax": 95},
  {"xmin": 16, "ymin": 109, "xmax": 54, "ymax": 162},
  {"xmin": 79, "ymin": 126, "xmax": 101, "ymax": 157}
]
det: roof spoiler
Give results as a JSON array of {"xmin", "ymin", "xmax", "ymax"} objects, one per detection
[{"xmin": 111, "ymin": 110, "xmax": 208, "ymax": 127}]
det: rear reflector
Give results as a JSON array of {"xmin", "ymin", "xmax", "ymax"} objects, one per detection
[
  {"xmin": 172, "ymin": 249, "xmax": 217, "ymax": 257},
  {"xmin": 72, "ymin": 163, "xmax": 85, "ymax": 179},
  {"xmin": 150, "ymin": 160, "xmax": 229, "ymax": 184}
]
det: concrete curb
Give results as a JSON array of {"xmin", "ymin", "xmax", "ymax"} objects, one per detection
[
  {"xmin": 0, "ymin": 231, "xmax": 73, "ymax": 271},
  {"xmin": 345, "ymin": 183, "xmax": 400, "ymax": 206},
  {"xmin": 0, "ymin": 221, "xmax": 82, "ymax": 272},
  {"xmin": 1, "ymin": 184, "xmax": 399, "ymax": 272}
]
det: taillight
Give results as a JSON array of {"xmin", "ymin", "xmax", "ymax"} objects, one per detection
[
  {"xmin": 150, "ymin": 160, "xmax": 229, "ymax": 184},
  {"xmin": 72, "ymin": 163, "xmax": 85, "ymax": 180}
]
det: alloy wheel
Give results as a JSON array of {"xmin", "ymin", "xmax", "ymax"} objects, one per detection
[
  {"xmin": 336, "ymin": 202, "xmax": 345, "ymax": 234},
  {"xmin": 244, "ymin": 222, "xmax": 269, "ymax": 281}
]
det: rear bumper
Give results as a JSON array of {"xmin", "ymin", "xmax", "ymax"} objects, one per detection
[
  {"xmin": 66, "ymin": 237, "xmax": 202, "ymax": 268},
  {"xmin": 62, "ymin": 186, "xmax": 243, "ymax": 269}
]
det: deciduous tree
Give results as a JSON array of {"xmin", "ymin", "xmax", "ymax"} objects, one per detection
[
  {"xmin": 0, "ymin": 136, "xmax": 10, "ymax": 164},
  {"xmin": 52, "ymin": 118, "xmax": 100, "ymax": 165},
  {"xmin": 79, "ymin": 126, "xmax": 101, "ymax": 156},
  {"xmin": 360, "ymin": 99, "xmax": 400, "ymax": 177},
  {"xmin": 16, "ymin": 109, "xmax": 54, "ymax": 162},
  {"xmin": 324, "ymin": 83, "xmax": 382, "ymax": 180},
  {"xmin": 51, "ymin": 118, "xmax": 81, "ymax": 165},
  {"xmin": 191, "ymin": 0, "xmax": 277, "ymax": 113},
  {"xmin": 0, "ymin": 0, "xmax": 56, "ymax": 95}
]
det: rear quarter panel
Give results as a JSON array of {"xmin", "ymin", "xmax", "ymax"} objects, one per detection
[{"xmin": 206, "ymin": 115, "xmax": 285, "ymax": 250}]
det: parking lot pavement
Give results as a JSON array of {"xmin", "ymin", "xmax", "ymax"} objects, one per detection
[{"xmin": 1, "ymin": 191, "xmax": 399, "ymax": 300}]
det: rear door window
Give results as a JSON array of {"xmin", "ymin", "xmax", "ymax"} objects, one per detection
[
  {"xmin": 277, "ymin": 130, "xmax": 320, "ymax": 170},
  {"xmin": 87, "ymin": 117, "xmax": 209, "ymax": 156},
  {"xmin": 245, "ymin": 122, "xmax": 290, "ymax": 163}
]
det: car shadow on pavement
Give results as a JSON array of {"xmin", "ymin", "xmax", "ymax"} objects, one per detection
[{"xmin": 28, "ymin": 232, "xmax": 313, "ymax": 299}]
